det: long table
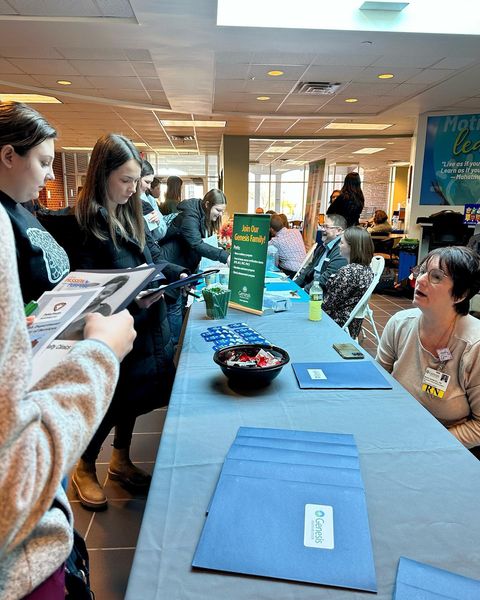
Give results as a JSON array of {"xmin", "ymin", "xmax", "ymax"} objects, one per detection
[{"xmin": 126, "ymin": 303, "xmax": 480, "ymax": 599}]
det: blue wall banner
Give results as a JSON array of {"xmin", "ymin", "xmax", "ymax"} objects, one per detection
[{"xmin": 420, "ymin": 114, "xmax": 480, "ymax": 205}]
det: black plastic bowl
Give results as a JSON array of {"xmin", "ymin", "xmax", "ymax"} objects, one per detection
[{"xmin": 213, "ymin": 344, "xmax": 290, "ymax": 387}]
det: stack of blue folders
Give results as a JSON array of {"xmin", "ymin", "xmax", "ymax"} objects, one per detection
[
  {"xmin": 394, "ymin": 557, "xmax": 480, "ymax": 599},
  {"xmin": 192, "ymin": 426, "xmax": 377, "ymax": 592}
]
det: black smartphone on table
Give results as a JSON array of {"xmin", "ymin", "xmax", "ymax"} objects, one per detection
[{"xmin": 332, "ymin": 343, "xmax": 365, "ymax": 359}]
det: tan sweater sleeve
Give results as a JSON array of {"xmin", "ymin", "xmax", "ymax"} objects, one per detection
[
  {"xmin": 376, "ymin": 314, "xmax": 397, "ymax": 373},
  {"xmin": 448, "ymin": 345, "xmax": 480, "ymax": 448},
  {"xmin": 0, "ymin": 205, "xmax": 119, "ymax": 557}
]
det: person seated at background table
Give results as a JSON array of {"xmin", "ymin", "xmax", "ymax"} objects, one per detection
[
  {"xmin": 377, "ymin": 246, "xmax": 480, "ymax": 452},
  {"xmin": 328, "ymin": 189, "xmax": 341, "ymax": 205},
  {"xmin": 294, "ymin": 213, "xmax": 347, "ymax": 292},
  {"xmin": 255, "ymin": 206, "xmax": 264, "ymax": 214},
  {"xmin": 367, "ymin": 209, "xmax": 392, "ymax": 235},
  {"xmin": 323, "ymin": 226, "xmax": 374, "ymax": 338},
  {"xmin": 278, "ymin": 212, "xmax": 289, "ymax": 228},
  {"xmin": 327, "ymin": 172, "xmax": 365, "ymax": 227},
  {"xmin": 268, "ymin": 213, "xmax": 306, "ymax": 278}
]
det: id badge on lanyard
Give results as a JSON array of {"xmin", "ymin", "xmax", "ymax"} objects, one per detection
[{"xmin": 421, "ymin": 368, "xmax": 450, "ymax": 398}]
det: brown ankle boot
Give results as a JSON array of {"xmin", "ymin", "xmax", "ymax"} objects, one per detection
[
  {"xmin": 108, "ymin": 448, "xmax": 151, "ymax": 489},
  {"xmin": 72, "ymin": 459, "xmax": 108, "ymax": 510}
]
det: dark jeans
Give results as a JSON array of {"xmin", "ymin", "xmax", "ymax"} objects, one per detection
[
  {"xmin": 22, "ymin": 563, "xmax": 65, "ymax": 599},
  {"xmin": 165, "ymin": 294, "xmax": 186, "ymax": 345}
]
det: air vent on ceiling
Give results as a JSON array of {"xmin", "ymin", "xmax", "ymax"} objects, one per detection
[
  {"xmin": 296, "ymin": 81, "xmax": 342, "ymax": 95},
  {"xmin": 171, "ymin": 135, "xmax": 195, "ymax": 142}
]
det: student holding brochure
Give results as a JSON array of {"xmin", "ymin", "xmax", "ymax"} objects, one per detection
[
  {"xmin": 0, "ymin": 201, "xmax": 136, "ymax": 599},
  {"xmin": 63, "ymin": 133, "xmax": 189, "ymax": 510}
]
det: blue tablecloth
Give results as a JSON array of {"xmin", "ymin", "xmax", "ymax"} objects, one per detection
[{"xmin": 126, "ymin": 303, "xmax": 480, "ymax": 600}]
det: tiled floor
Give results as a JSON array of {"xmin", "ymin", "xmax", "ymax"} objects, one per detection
[{"xmin": 70, "ymin": 292, "xmax": 412, "ymax": 599}]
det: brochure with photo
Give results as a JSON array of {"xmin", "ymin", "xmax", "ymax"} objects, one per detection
[{"xmin": 30, "ymin": 265, "xmax": 157, "ymax": 386}]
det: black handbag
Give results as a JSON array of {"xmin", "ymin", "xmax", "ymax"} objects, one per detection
[{"xmin": 65, "ymin": 529, "xmax": 95, "ymax": 600}]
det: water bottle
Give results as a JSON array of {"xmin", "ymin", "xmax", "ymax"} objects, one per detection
[
  {"xmin": 266, "ymin": 244, "xmax": 278, "ymax": 272},
  {"xmin": 309, "ymin": 275, "xmax": 323, "ymax": 321}
]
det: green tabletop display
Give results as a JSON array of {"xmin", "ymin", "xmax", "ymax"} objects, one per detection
[{"xmin": 228, "ymin": 214, "xmax": 270, "ymax": 315}]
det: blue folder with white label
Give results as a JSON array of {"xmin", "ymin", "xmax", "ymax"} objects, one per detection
[
  {"xmin": 194, "ymin": 427, "xmax": 377, "ymax": 591},
  {"xmin": 292, "ymin": 361, "xmax": 392, "ymax": 389},
  {"xmin": 394, "ymin": 557, "xmax": 480, "ymax": 599},
  {"xmin": 193, "ymin": 474, "xmax": 377, "ymax": 592}
]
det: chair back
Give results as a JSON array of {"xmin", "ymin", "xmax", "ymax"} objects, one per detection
[
  {"xmin": 342, "ymin": 256, "xmax": 385, "ymax": 330},
  {"xmin": 293, "ymin": 242, "xmax": 317, "ymax": 281}
]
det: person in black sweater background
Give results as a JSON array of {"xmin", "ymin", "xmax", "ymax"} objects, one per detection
[{"xmin": 327, "ymin": 172, "xmax": 365, "ymax": 227}]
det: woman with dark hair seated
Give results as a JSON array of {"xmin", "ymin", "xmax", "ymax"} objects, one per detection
[
  {"xmin": 322, "ymin": 226, "xmax": 374, "ymax": 338},
  {"xmin": 377, "ymin": 246, "xmax": 480, "ymax": 451}
]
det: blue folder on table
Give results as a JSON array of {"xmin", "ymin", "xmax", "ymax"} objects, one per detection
[
  {"xmin": 394, "ymin": 557, "xmax": 480, "ymax": 599},
  {"xmin": 222, "ymin": 457, "xmax": 364, "ymax": 488},
  {"xmin": 227, "ymin": 443, "xmax": 360, "ymax": 469},
  {"xmin": 234, "ymin": 436, "xmax": 359, "ymax": 456},
  {"xmin": 292, "ymin": 361, "xmax": 392, "ymax": 389},
  {"xmin": 193, "ymin": 474, "xmax": 377, "ymax": 592},
  {"xmin": 237, "ymin": 426, "xmax": 356, "ymax": 447}
]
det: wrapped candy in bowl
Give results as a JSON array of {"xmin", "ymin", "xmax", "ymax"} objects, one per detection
[{"xmin": 213, "ymin": 344, "xmax": 290, "ymax": 387}]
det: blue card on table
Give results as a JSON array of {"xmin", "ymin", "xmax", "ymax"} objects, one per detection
[
  {"xmin": 292, "ymin": 361, "xmax": 392, "ymax": 389},
  {"xmin": 193, "ymin": 475, "xmax": 377, "ymax": 592},
  {"xmin": 394, "ymin": 557, "xmax": 480, "ymax": 599}
]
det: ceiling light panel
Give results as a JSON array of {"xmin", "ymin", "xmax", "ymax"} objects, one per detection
[
  {"xmin": 353, "ymin": 147, "xmax": 386, "ymax": 154},
  {"xmin": 0, "ymin": 93, "xmax": 61, "ymax": 103},
  {"xmin": 160, "ymin": 120, "xmax": 226, "ymax": 128},
  {"xmin": 324, "ymin": 123, "xmax": 393, "ymax": 130}
]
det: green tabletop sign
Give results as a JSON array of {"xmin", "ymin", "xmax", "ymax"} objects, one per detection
[{"xmin": 228, "ymin": 213, "xmax": 270, "ymax": 314}]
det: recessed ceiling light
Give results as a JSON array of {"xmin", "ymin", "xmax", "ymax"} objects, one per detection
[
  {"xmin": 152, "ymin": 148, "xmax": 198, "ymax": 153},
  {"xmin": 62, "ymin": 147, "xmax": 93, "ymax": 151},
  {"xmin": 345, "ymin": 98, "xmax": 359, "ymax": 103},
  {"xmin": 0, "ymin": 93, "xmax": 61, "ymax": 104},
  {"xmin": 257, "ymin": 96, "xmax": 271, "ymax": 101},
  {"xmin": 268, "ymin": 70, "xmax": 284, "ymax": 77},
  {"xmin": 324, "ymin": 122, "xmax": 393, "ymax": 130},
  {"xmin": 266, "ymin": 147, "xmax": 295, "ymax": 153},
  {"xmin": 160, "ymin": 120, "xmax": 226, "ymax": 128},
  {"xmin": 56, "ymin": 80, "xmax": 72, "ymax": 86},
  {"xmin": 360, "ymin": 2, "xmax": 409, "ymax": 11},
  {"xmin": 353, "ymin": 147, "xmax": 386, "ymax": 154},
  {"xmin": 387, "ymin": 141, "xmax": 395, "ymax": 144},
  {"xmin": 377, "ymin": 73, "xmax": 394, "ymax": 79}
]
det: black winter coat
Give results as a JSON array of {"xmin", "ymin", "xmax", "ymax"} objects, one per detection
[
  {"xmin": 157, "ymin": 198, "xmax": 229, "ymax": 272},
  {"xmin": 40, "ymin": 209, "xmax": 186, "ymax": 412}
]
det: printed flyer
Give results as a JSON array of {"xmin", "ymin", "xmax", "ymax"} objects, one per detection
[{"xmin": 228, "ymin": 214, "xmax": 270, "ymax": 314}]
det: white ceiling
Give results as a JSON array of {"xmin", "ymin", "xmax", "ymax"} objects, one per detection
[{"xmin": 0, "ymin": 0, "xmax": 479, "ymax": 169}]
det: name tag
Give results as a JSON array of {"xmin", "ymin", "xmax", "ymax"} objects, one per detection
[{"xmin": 421, "ymin": 367, "xmax": 450, "ymax": 398}]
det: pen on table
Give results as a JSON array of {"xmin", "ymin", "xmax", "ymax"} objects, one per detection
[
  {"xmin": 186, "ymin": 291, "xmax": 201, "ymax": 299},
  {"xmin": 24, "ymin": 300, "xmax": 38, "ymax": 317}
]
